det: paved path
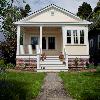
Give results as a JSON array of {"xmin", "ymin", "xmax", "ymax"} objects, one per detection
[{"xmin": 35, "ymin": 73, "xmax": 73, "ymax": 100}]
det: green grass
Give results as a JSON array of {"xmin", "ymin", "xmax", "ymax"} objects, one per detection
[
  {"xmin": 59, "ymin": 71, "xmax": 100, "ymax": 100},
  {"xmin": 0, "ymin": 71, "xmax": 45, "ymax": 100}
]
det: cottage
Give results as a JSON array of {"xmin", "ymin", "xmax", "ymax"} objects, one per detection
[{"xmin": 15, "ymin": 4, "xmax": 91, "ymax": 72}]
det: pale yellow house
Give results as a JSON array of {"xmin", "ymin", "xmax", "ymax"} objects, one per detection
[{"xmin": 15, "ymin": 4, "xmax": 91, "ymax": 72}]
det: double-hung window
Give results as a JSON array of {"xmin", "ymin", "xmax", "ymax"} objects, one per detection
[
  {"xmin": 67, "ymin": 30, "xmax": 71, "ymax": 44},
  {"xmin": 73, "ymin": 30, "xmax": 78, "ymax": 44},
  {"xmin": 80, "ymin": 30, "xmax": 84, "ymax": 44}
]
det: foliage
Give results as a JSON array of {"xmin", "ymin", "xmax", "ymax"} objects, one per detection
[
  {"xmin": 77, "ymin": 2, "xmax": 92, "ymax": 20},
  {"xmin": 7, "ymin": 63, "xmax": 15, "ymax": 69},
  {"xmin": 59, "ymin": 72, "xmax": 100, "ymax": 100},
  {"xmin": 0, "ymin": 59, "xmax": 6, "ymax": 68},
  {"xmin": 96, "ymin": 66, "xmax": 100, "ymax": 73},
  {"xmin": 74, "ymin": 57, "xmax": 79, "ymax": 67},
  {"xmin": 0, "ymin": 0, "xmax": 31, "ymax": 64},
  {"xmin": 0, "ymin": 71, "xmax": 45, "ymax": 100}
]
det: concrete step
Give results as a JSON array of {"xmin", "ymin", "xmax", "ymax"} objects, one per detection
[
  {"xmin": 40, "ymin": 64, "xmax": 65, "ymax": 67},
  {"xmin": 40, "ymin": 61, "xmax": 63, "ymax": 64},
  {"xmin": 37, "ymin": 69, "xmax": 68, "ymax": 72}
]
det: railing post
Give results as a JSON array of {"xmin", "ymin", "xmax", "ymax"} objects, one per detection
[
  {"xmin": 64, "ymin": 48, "xmax": 68, "ymax": 70},
  {"xmin": 65, "ymin": 53, "xmax": 68, "ymax": 69},
  {"xmin": 36, "ymin": 45, "xmax": 40, "ymax": 70}
]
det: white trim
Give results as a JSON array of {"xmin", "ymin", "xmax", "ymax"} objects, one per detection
[
  {"xmin": 14, "ymin": 4, "xmax": 89, "ymax": 24},
  {"xmin": 15, "ymin": 22, "xmax": 91, "ymax": 25},
  {"xmin": 16, "ymin": 55, "xmax": 36, "ymax": 59},
  {"xmin": 40, "ymin": 26, "xmax": 42, "ymax": 53},
  {"xmin": 16, "ymin": 25, "xmax": 20, "ymax": 55},
  {"xmin": 68, "ymin": 55, "xmax": 89, "ymax": 58}
]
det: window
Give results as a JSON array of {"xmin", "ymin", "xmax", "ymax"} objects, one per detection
[
  {"xmin": 73, "ymin": 30, "xmax": 78, "ymax": 44},
  {"xmin": 80, "ymin": 30, "xmax": 84, "ymax": 44},
  {"xmin": 31, "ymin": 37, "xmax": 39, "ymax": 49},
  {"xmin": 51, "ymin": 11, "xmax": 54, "ymax": 16},
  {"xmin": 90, "ymin": 39, "xmax": 93, "ymax": 48},
  {"xmin": 48, "ymin": 37, "xmax": 55, "ymax": 49},
  {"xmin": 67, "ymin": 30, "xmax": 71, "ymax": 44},
  {"xmin": 98, "ymin": 35, "xmax": 100, "ymax": 49}
]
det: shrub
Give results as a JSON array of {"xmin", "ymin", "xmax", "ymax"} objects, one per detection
[
  {"xmin": 96, "ymin": 66, "xmax": 100, "ymax": 73},
  {"xmin": 0, "ymin": 60, "xmax": 6, "ymax": 72},
  {"xmin": 7, "ymin": 63, "xmax": 15, "ymax": 69}
]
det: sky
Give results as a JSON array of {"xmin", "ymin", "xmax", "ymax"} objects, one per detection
[{"xmin": 24, "ymin": 0, "xmax": 99, "ymax": 14}]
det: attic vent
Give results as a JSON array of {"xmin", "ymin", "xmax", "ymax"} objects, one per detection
[{"xmin": 51, "ymin": 11, "xmax": 54, "ymax": 16}]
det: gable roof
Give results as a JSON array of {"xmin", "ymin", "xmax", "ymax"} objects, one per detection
[{"xmin": 14, "ymin": 4, "xmax": 91, "ymax": 25}]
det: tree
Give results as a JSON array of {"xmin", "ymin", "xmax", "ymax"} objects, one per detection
[
  {"xmin": 0, "ymin": 0, "xmax": 31, "ymax": 64},
  {"xmin": 77, "ymin": 2, "xmax": 92, "ymax": 20},
  {"xmin": 20, "ymin": 4, "xmax": 31, "ymax": 17},
  {"xmin": 89, "ymin": 1, "xmax": 100, "ymax": 30}
]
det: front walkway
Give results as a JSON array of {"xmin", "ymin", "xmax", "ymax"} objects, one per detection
[{"xmin": 35, "ymin": 73, "xmax": 73, "ymax": 100}]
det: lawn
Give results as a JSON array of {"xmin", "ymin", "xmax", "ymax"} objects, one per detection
[
  {"xmin": 59, "ymin": 71, "xmax": 100, "ymax": 100},
  {"xmin": 0, "ymin": 71, "xmax": 45, "ymax": 100}
]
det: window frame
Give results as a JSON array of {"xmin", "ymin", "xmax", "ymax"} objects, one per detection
[
  {"xmin": 66, "ymin": 30, "xmax": 71, "ymax": 44},
  {"xmin": 80, "ymin": 30, "xmax": 85, "ymax": 44},
  {"xmin": 73, "ymin": 30, "xmax": 78, "ymax": 44}
]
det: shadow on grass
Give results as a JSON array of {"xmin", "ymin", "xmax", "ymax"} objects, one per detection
[
  {"xmin": 0, "ymin": 80, "xmax": 32, "ymax": 100},
  {"xmin": 82, "ymin": 71, "xmax": 100, "ymax": 77},
  {"xmin": 80, "ymin": 88, "xmax": 100, "ymax": 100}
]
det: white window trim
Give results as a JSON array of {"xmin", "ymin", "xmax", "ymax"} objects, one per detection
[
  {"xmin": 66, "ymin": 30, "xmax": 71, "ymax": 44},
  {"xmin": 66, "ymin": 29, "xmax": 85, "ymax": 45}
]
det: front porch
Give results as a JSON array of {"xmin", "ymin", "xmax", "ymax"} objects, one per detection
[
  {"xmin": 17, "ymin": 26, "xmax": 63, "ymax": 56},
  {"xmin": 16, "ymin": 25, "xmax": 68, "ymax": 72}
]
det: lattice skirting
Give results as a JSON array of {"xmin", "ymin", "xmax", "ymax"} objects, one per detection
[{"xmin": 16, "ymin": 58, "xmax": 37, "ymax": 71}]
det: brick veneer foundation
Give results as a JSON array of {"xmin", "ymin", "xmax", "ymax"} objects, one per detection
[
  {"xmin": 16, "ymin": 58, "xmax": 37, "ymax": 71},
  {"xmin": 68, "ymin": 58, "xmax": 89, "ymax": 69}
]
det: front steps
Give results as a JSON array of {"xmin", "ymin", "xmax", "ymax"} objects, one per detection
[{"xmin": 37, "ymin": 56, "xmax": 68, "ymax": 72}]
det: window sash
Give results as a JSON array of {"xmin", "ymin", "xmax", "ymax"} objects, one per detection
[
  {"xmin": 80, "ymin": 30, "xmax": 84, "ymax": 44},
  {"xmin": 67, "ymin": 30, "xmax": 71, "ymax": 44},
  {"xmin": 73, "ymin": 30, "xmax": 78, "ymax": 44}
]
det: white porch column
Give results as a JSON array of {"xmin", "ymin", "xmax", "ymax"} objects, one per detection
[
  {"xmin": 62, "ymin": 26, "xmax": 66, "ymax": 54},
  {"xmin": 40, "ymin": 26, "xmax": 42, "ymax": 54},
  {"xmin": 16, "ymin": 25, "xmax": 21, "ymax": 55}
]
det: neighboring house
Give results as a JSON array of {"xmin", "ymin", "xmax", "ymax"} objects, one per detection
[
  {"xmin": 88, "ymin": 6, "xmax": 100, "ymax": 65},
  {"xmin": 14, "ymin": 4, "xmax": 91, "ymax": 72}
]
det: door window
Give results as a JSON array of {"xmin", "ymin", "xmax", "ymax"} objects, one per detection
[{"xmin": 48, "ymin": 37, "xmax": 55, "ymax": 49}]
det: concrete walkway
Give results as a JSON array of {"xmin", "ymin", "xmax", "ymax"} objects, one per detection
[{"xmin": 35, "ymin": 73, "xmax": 73, "ymax": 100}]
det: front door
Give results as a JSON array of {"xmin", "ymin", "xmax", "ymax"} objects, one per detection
[
  {"xmin": 42, "ymin": 36, "xmax": 55, "ymax": 50},
  {"xmin": 48, "ymin": 37, "xmax": 55, "ymax": 49}
]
